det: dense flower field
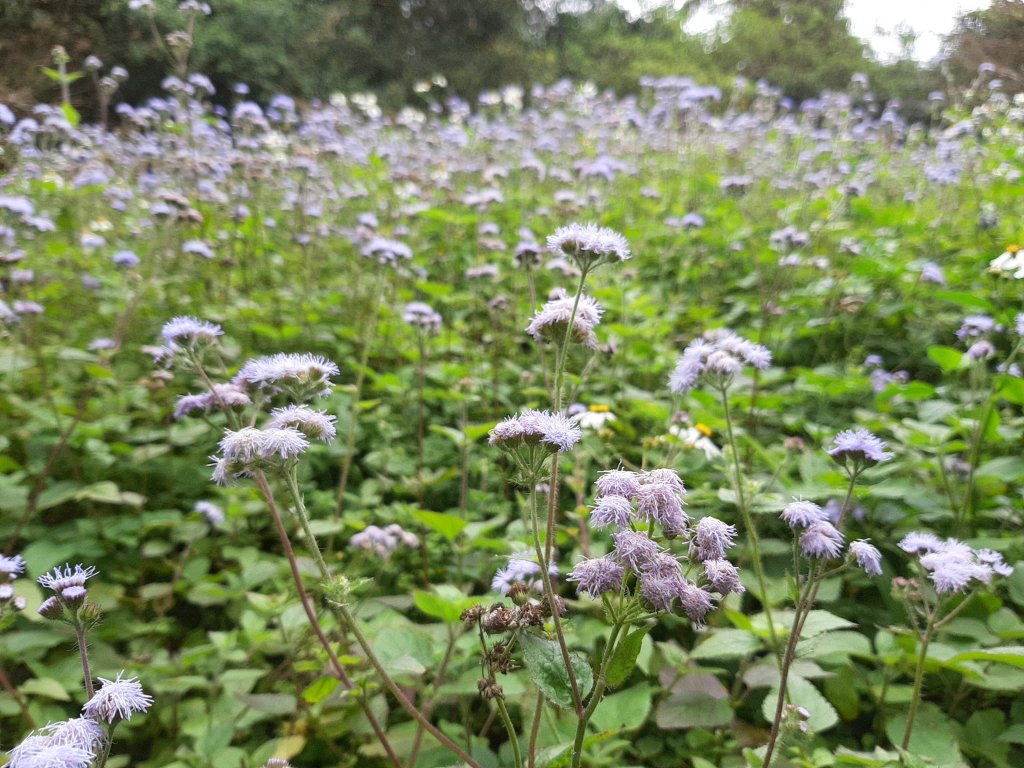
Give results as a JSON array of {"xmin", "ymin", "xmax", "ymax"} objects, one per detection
[{"xmin": 1, "ymin": 56, "xmax": 1024, "ymax": 768}]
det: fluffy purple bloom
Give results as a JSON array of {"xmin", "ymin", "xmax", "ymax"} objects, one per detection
[
  {"xmin": 111, "ymin": 250, "xmax": 140, "ymax": 268},
  {"xmin": 635, "ymin": 481, "xmax": 689, "ymax": 533},
  {"xmin": 526, "ymin": 289, "xmax": 603, "ymax": 348},
  {"xmin": 668, "ymin": 331, "xmax": 770, "ymax": 395},
  {"xmin": 589, "ymin": 495, "xmax": 634, "ymax": 529},
  {"xmin": 567, "ymin": 557, "xmax": 625, "ymax": 598},
  {"xmin": 827, "ymin": 428, "xmax": 893, "ymax": 467},
  {"xmin": 975, "ymin": 549, "xmax": 1014, "ymax": 577},
  {"xmin": 612, "ymin": 529, "xmax": 662, "ymax": 571},
  {"xmin": 898, "ymin": 531, "xmax": 943, "ymax": 555},
  {"xmin": 546, "ymin": 223, "xmax": 630, "ymax": 270},
  {"xmin": 920, "ymin": 261, "xmax": 946, "ymax": 286},
  {"xmin": 703, "ymin": 559, "xmax": 745, "ymax": 595},
  {"xmin": 403, "ymin": 302, "xmax": 442, "ymax": 332},
  {"xmin": 691, "ymin": 517, "xmax": 737, "ymax": 562},
  {"xmin": 38, "ymin": 564, "xmax": 97, "ymax": 593},
  {"xmin": 174, "ymin": 383, "xmax": 250, "ymax": 419},
  {"xmin": 967, "ymin": 340, "xmax": 995, "ymax": 360},
  {"xmin": 491, "ymin": 554, "xmax": 556, "ymax": 595},
  {"xmin": 781, "ymin": 499, "xmax": 826, "ymax": 529},
  {"xmin": 639, "ymin": 572, "xmax": 684, "ymax": 612},
  {"xmin": 800, "ymin": 521, "xmax": 845, "ymax": 559},
  {"xmin": 82, "ymin": 671, "xmax": 153, "ymax": 723},
  {"xmin": 640, "ymin": 468, "xmax": 686, "ymax": 494},
  {"xmin": 6, "ymin": 735, "xmax": 95, "ymax": 768},
  {"xmin": 39, "ymin": 718, "xmax": 105, "ymax": 751},
  {"xmin": 362, "ymin": 237, "xmax": 412, "ymax": 264},
  {"xmin": 955, "ymin": 315, "xmax": 995, "ymax": 341},
  {"xmin": 0, "ymin": 554, "xmax": 25, "ymax": 578},
  {"xmin": 677, "ymin": 581, "xmax": 718, "ymax": 626},
  {"xmin": 160, "ymin": 316, "xmax": 223, "ymax": 349},
  {"xmin": 233, "ymin": 353, "xmax": 339, "ymax": 399},
  {"xmin": 267, "ymin": 405, "xmax": 337, "ymax": 442},
  {"xmin": 488, "ymin": 409, "xmax": 581, "ymax": 453},
  {"xmin": 849, "ymin": 539, "xmax": 882, "ymax": 576},
  {"xmin": 595, "ymin": 469, "xmax": 640, "ymax": 499},
  {"xmin": 922, "ymin": 553, "xmax": 991, "ymax": 593}
]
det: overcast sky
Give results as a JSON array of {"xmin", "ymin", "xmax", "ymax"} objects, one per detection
[{"xmin": 621, "ymin": 0, "xmax": 991, "ymax": 62}]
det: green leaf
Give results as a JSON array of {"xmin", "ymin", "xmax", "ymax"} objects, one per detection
[
  {"xmin": 605, "ymin": 627, "xmax": 649, "ymax": 687},
  {"xmin": 946, "ymin": 646, "xmax": 1024, "ymax": 668},
  {"xmin": 302, "ymin": 676, "xmax": 340, "ymax": 704},
  {"xmin": 927, "ymin": 345, "xmax": 964, "ymax": 373},
  {"xmin": 235, "ymin": 693, "xmax": 296, "ymax": 715},
  {"xmin": 412, "ymin": 587, "xmax": 482, "ymax": 623},
  {"xmin": 761, "ymin": 675, "xmax": 838, "ymax": 733},
  {"xmin": 412, "ymin": 510, "xmax": 467, "ymax": 541},
  {"xmin": 19, "ymin": 677, "xmax": 70, "ymax": 701},
  {"xmin": 519, "ymin": 633, "xmax": 593, "ymax": 710},
  {"xmin": 884, "ymin": 703, "xmax": 966, "ymax": 767},
  {"xmin": 590, "ymin": 683, "xmax": 652, "ymax": 731},
  {"xmin": 655, "ymin": 673, "xmax": 732, "ymax": 729},
  {"xmin": 691, "ymin": 628, "xmax": 762, "ymax": 660},
  {"xmin": 61, "ymin": 102, "xmax": 81, "ymax": 128}
]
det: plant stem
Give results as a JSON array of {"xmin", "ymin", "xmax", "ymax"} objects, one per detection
[
  {"xmin": 719, "ymin": 387, "xmax": 779, "ymax": 651},
  {"xmin": 254, "ymin": 472, "xmax": 402, "ymax": 768},
  {"xmin": 552, "ymin": 270, "xmax": 589, "ymax": 412},
  {"xmin": 529, "ymin": 487, "xmax": 584, "ymax": 717},
  {"xmin": 569, "ymin": 617, "xmax": 625, "ymax": 768},
  {"xmin": 527, "ymin": 690, "xmax": 544, "ymax": 768},
  {"xmin": 75, "ymin": 621, "xmax": 95, "ymax": 699},
  {"xmin": 902, "ymin": 602, "xmax": 939, "ymax": 750},
  {"xmin": 269, "ymin": 471, "xmax": 480, "ymax": 767},
  {"xmin": 496, "ymin": 697, "xmax": 524, "ymax": 768}
]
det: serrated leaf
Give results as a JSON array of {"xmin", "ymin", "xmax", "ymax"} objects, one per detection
[
  {"xmin": 655, "ymin": 672, "xmax": 732, "ymax": 729},
  {"xmin": 761, "ymin": 674, "xmax": 838, "ymax": 732},
  {"xmin": 605, "ymin": 626, "xmax": 649, "ymax": 687},
  {"xmin": 691, "ymin": 628, "xmax": 762, "ymax": 660},
  {"xmin": 519, "ymin": 633, "xmax": 593, "ymax": 709}
]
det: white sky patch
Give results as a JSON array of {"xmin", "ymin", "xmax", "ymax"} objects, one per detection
[{"xmin": 618, "ymin": 0, "xmax": 992, "ymax": 62}]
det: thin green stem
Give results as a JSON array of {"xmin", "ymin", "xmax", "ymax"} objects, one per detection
[
  {"xmin": 75, "ymin": 621, "xmax": 95, "ymax": 699},
  {"xmin": 94, "ymin": 723, "xmax": 117, "ymax": 768},
  {"xmin": 270, "ymin": 471, "xmax": 479, "ymax": 767},
  {"xmin": 570, "ymin": 617, "xmax": 626, "ymax": 768},
  {"xmin": 529, "ymin": 488, "xmax": 584, "ymax": 717},
  {"xmin": 902, "ymin": 602, "xmax": 939, "ymax": 750},
  {"xmin": 496, "ymin": 698, "xmax": 524, "ymax": 768},
  {"xmin": 719, "ymin": 387, "xmax": 779, "ymax": 651},
  {"xmin": 527, "ymin": 690, "xmax": 544, "ymax": 768}
]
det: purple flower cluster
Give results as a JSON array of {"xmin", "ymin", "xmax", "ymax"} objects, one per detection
[
  {"xmin": 779, "ymin": 499, "xmax": 882, "ymax": 575},
  {"xmin": 37, "ymin": 563, "xmax": 98, "ymax": 618},
  {"xmin": 489, "ymin": 409, "xmax": 581, "ymax": 455},
  {"xmin": 0, "ymin": 554, "xmax": 26, "ymax": 614},
  {"xmin": 492, "ymin": 554, "xmax": 558, "ymax": 595},
  {"xmin": 668, "ymin": 329, "xmax": 771, "ymax": 395},
  {"xmin": 403, "ymin": 301, "xmax": 443, "ymax": 333},
  {"xmin": 899, "ymin": 532, "xmax": 1013, "ymax": 594},
  {"xmin": 526, "ymin": 288, "xmax": 603, "ymax": 348},
  {"xmin": 233, "ymin": 352, "xmax": 339, "ymax": 401},
  {"xmin": 350, "ymin": 524, "xmax": 420, "ymax": 558},
  {"xmin": 211, "ymin": 426, "xmax": 311, "ymax": 485},
  {"xmin": 565, "ymin": 467, "xmax": 741, "ymax": 625}
]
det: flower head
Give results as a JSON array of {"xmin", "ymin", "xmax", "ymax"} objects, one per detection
[
  {"xmin": 567, "ymin": 557, "xmax": 625, "ymax": 598},
  {"xmin": 800, "ymin": 522, "xmax": 845, "ymax": 559},
  {"xmin": 668, "ymin": 331, "xmax": 771, "ymax": 396},
  {"xmin": 612, "ymin": 529, "xmax": 662, "ymax": 571},
  {"xmin": 547, "ymin": 223, "xmax": 630, "ymax": 272},
  {"xmin": 160, "ymin": 316, "xmax": 222, "ymax": 350},
  {"xmin": 38, "ymin": 564, "xmax": 97, "ymax": 593},
  {"xmin": 233, "ymin": 353, "xmax": 339, "ymax": 401},
  {"xmin": 267, "ymin": 405, "xmax": 337, "ymax": 442},
  {"xmin": 826, "ymin": 428, "xmax": 893, "ymax": 469},
  {"xmin": 781, "ymin": 499, "xmax": 826, "ymax": 529},
  {"xmin": 526, "ymin": 289, "xmax": 603, "ymax": 348},
  {"xmin": 489, "ymin": 409, "xmax": 581, "ymax": 455},
  {"xmin": 691, "ymin": 517, "xmax": 737, "ymax": 562},
  {"xmin": 81, "ymin": 671, "xmax": 153, "ymax": 723},
  {"xmin": 849, "ymin": 539, "xmax": 882, "ymax": 576},
  {"xmin": 0, "ymin": 554, "xmax": 25, "ymax": 579},
  {"xmin": 589, "ymin": 494, "xmax": 635, "ymax": 530},
  {"xmin": 403, "ymin": 302, "xmax": 442, "ymax": 333},
  {"xmin": 491, "ymin": 554, "xmax": 556, "ymax": 595},
  {"xmin": 7, "ymin": 734, "xmax": 94, "ymax": 768},
  {"xmin": 595, "ymin": 469, "xmax": 640, "ymax": 499},
  {"xmin": 703, "ymin": 559, "xmax": 745, "ymax": 595}
]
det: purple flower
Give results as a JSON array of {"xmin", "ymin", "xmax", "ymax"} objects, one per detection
[
  {"xmin": 849, "ymin": 539, "xmax": 882, "ymax": 576},
  {"xmin": 827, "ymin": 428, "xmax": 893, "ymax": 468},
  {"xmin": 677, "ymin": 581, "xmax": 717, "ymax": 627},
  {"xmin": 668, "ymin": 331, "xmax": 770, "ymax": 395},
  {"xmin": 160, "ymin": 316, "xmax": 223, "ymax": 350},
  {"xmin": 703, "ymin": 559, "xmax": 745, "ymax": 595},
  {"xmin": 403, "ymin": 302, "xmax": 442, "ymax": 333},
  {"xmin": 589, "ymin": 495, "xmax": 634, "ymax": 529},
  {"xmin": 567, "ymin": 557, "xmax": 625, "ymax": 598},
  {"xmin": 267, "ymin": 405, "xmax": 337, "ymax": 442},
  {"xmin": 82, "ymin": 671, "xmax": 153, "ymax": 723},
  {"xmin": 691, "ymin": 517, "xmax": 737, "ymax": 562},
  {"xmin": 639, "ymin": 572, "xmax": 683, "ymax": 612},
  {"xmin": 362, "ymin": 237, "xmax": 412, "ymax": 264},
  {"xmin": 546, "ymin": 223, "xmax": 630, "ymax": 271},
  {"xmin": 800, "ymin": 522, "xmax": 845, "ymax": 559},
  {"xmin": 898, "ymin": 531, "xmax": 943, "ymax": 555},
  {"xmin": 0, "ymin": 555, "xmax": 25, "ymax": 578},
  {"xmin": 38, "ymin": 564, "xmax": 97, "ymax": 593},
  {"xmin": 233, "ymin": 353, "xmax": 339, "ymax": 400},
  {"xmin": 955, "ymin": 315, "xmax": 995, "ymax": 341},
  {"xmin": 612, "ymin": 529, "xmax": 662, "ymax": 571},
  {"xmin": 488, "ymin": 409, "xmax": 581, "ymax": 453},
  {"xmin": 491, "ymin": 554, "xmax": 556, "ymax": 595},
  {"xmin": 635, "ymin": 482, "xmax": 689, "ymax": 534},
  {"xmin": 174, "ymin": 383, "xmax": 250, "ymax": 419},
  {"xmin": 595, "ymin": 469, "xmax": 640, "ymax": 499},
  {"xmin": 920, "ymin": 261, "xmax": 946, "ymax": 286},
  {"xmin": 6, "ymin": 734, "xmax": 95, "ymax": 768},
  {"xmin": 526, "ymin": 289, "xmax": 603, "ymax": 348},
  {"xmin": 781, "ymin": 499, "xmax": 826, "ymax": 529}
]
